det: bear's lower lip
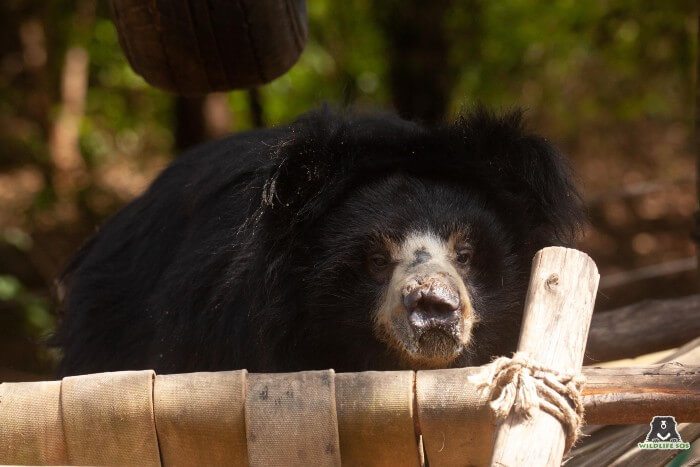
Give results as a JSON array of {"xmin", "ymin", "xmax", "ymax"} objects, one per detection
[
  {"xmin": 408, "ymin": 308, "xmax": 461, "ymax": 332},
  {"xmin": 405, "ymin": 308, "xmax": 465, "ymax": 361}
]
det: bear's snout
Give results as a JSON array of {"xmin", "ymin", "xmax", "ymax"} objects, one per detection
[
  {"xmin": 373, "ymin": 231, "xmax": 478, "ymax": 368},
  {"xmin": 402, "ymin": 277, "xmax": 461, "ymax": 333},
  {"xmin": 395, "ymin": 274, "xmax": 472, "ymax": 363}
]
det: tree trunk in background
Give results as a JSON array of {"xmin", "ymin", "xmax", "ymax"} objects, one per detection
[
  {"xmin": 175, "ymin": 93, "xmax": 234, "ymax": 153},
  {"xmin": 248, "ymin": 89, "xmax": 265, "ymax": 128},
  {"xmin": 375, "ymin": 0, "xmax": 457, "ymax": 124},
  {"xmin": 50, "ymin": 46, "xmax": 89, "ymax": 204},
  {"xmin": 174, "ymin": 96, "xmax": 206, "ymax": 153},
  {"xmin": 204, "ymin": 93, "xmax": 234, "ymax": 138},
  {"xmin": 49, "ymin": 0, "xmax": 94, "ymax": 211}
]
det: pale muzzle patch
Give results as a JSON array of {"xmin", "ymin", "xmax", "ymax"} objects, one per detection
[{"xmin": 374, "ymin": 231, "xmax": 476, "ymax": 367}]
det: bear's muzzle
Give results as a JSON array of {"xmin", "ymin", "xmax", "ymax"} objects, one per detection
[
  {"xmin": 403, "ymin": 276, "xmax": 461, "ymax": 331},
  {"xmin": 401, "ymin": 274, "xmax": 471, "ymax": 361}
]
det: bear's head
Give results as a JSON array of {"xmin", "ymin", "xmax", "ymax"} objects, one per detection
[{"xmin": 253, "ymin": 107, "xmax": 584, "ymax": 371}]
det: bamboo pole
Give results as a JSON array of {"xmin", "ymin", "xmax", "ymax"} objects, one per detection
[
  {"xmin": 663, "ymin": 335, "xmax": 700, "ymax": 362},
  {"xmin": 580, "ymin": 363, "xmax": 700, "ymax": 424},
  {"xmin": 490, "ymin": 247, "xmax": 600, "ymax": 466},
  {"xmin": 585, "ymin": 294, "xmax": 700, "ymax": 364}
]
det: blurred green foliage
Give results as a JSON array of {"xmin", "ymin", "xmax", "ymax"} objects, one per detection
[{"xmin": 0, "ymin": 274, "xmax": 53, "ymax": 333}]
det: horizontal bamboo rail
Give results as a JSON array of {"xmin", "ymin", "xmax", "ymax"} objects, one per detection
[
  {"xmin": 1, "ymin": 364, "xmax": 697, "ymax": 466},
  {"xmin": 581, "ymin": 363, "xmax": 700, "ymax": 425}
]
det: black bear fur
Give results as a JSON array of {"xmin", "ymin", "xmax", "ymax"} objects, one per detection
[{"xmin": 52, "ymin": 106, "xmax": 583, "ymax": 376}]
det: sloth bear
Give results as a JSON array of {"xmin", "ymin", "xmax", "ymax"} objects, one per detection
[{"xmin": 53, "ymin": 107, "xmax": 583, "ymax": 376}]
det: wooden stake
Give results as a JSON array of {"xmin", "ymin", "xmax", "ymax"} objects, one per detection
[{"xmin": 490, "ymin": 247, "xmax": 600, "ymax": 466}]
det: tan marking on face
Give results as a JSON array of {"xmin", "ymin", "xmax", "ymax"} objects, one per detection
[
  {"xmin": 373, "ymin": 231, "xmax": 476, "ymax": 368},
  {"xmin": 447, "ymin": 228, "xmax": 471, "ymax": 256}
]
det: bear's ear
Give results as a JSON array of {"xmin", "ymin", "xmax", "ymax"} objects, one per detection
[
  {"xmin": 456, "ymin": 108, "xmax": 585, "ymax": 245},
  {"xmin": 257, "ymin": 107, "xmax": 422, "ymax": 236},
  {"xmin": 257, "ymin": 107, "xmax": 351, "ymax": 235}
]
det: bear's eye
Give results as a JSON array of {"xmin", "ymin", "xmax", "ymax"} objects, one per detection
[
  {"xmin": 455, "ymin": 248, "xmax": 473, "ymax": 265},
  {"xmin": 369, "ymin": 253, "xmax": 391, "ymax": 270}
]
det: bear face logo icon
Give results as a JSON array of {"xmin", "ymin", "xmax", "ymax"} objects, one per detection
[{"xmin": 645, "ymin": 416, "xmax": 682, "ymax": 442}]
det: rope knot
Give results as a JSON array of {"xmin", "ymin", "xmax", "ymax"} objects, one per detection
[{"xmin": 469, "ymin": 352, "xmax": 585, "ymax": 451}]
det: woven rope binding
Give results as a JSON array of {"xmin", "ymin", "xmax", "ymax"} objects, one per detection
[{"xmin": 470, "ymin": 352, "xmax": 585, "ymax": 452}]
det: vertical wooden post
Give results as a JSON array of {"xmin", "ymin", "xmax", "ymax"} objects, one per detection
[{"xmin": 490, "ymin": 247, "xmax": 599, "ymax": 466}]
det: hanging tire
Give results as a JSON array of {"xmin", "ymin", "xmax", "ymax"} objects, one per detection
[{"xmin": 108, "ymin": 0, "xmax": 308, "ymax": 94}]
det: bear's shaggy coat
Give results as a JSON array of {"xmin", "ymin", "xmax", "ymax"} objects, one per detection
[{"xmin": 53, "ymin": 107, "xmax": 583, "ymax": 376}]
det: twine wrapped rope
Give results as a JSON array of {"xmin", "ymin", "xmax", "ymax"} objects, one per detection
[{"xmin": 470, "ymin": 352, "xmax": 585, "ymax": 452}]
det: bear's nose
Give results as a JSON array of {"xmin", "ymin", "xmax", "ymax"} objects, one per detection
[
  {"xmin": 403, "ymin": 282, "xmax": 460, "ymax": 314},
  {"xmin": 402, "ymin": 278, "xmax": 461, "ymax": 333}
]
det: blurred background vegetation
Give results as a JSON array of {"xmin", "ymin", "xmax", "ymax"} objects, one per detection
[{"xmin": 0, "ymin": 0, "xmax": 697, "ymax": 379}]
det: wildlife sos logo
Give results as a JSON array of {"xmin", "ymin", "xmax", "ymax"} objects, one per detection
[{"xmin": 638, "ymin": 416, "xmax": 690, "ymax": 450}]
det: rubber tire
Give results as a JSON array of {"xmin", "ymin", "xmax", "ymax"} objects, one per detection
[{"xmin": 108, "ymin": 0, "xmax": 307, "ymax": 94}]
